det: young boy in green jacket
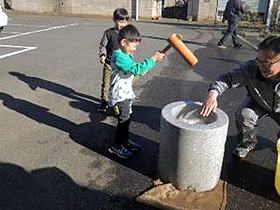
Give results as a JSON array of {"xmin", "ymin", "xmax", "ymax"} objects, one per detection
[{"xmin": 108, "ymin": 24, "xmax": 165, "ymax": 159}]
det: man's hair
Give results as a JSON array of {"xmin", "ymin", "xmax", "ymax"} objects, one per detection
[
  {"xmin": 259, "ymin": 36, "xmax": 280, "ymax": 56},
  {"xmin": 113, "ymin": 8, "xmax": 129, "ymax": 21},
  {"xmin": 118, "ymin": 24, "xmax": 141, "ymax": 44}
]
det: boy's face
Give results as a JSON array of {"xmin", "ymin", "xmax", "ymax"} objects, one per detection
[
  {"xmin": 257, "ymin": 50, "xmax": 280, "ymax": 79},
  {"xmin": 114, "ymin": 19, "xmax": 127, "ymax": 30},
  {"xmin": 120, "ymin": 39, "xmax": 140, "ymax": 54}
]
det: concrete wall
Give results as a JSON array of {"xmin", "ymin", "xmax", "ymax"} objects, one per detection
[
  {"xmin": 5, "ymin": 0, "xmax": 162, "ymax": 18},
  {"xmin": 164, "ymin": 0, "xmax": 176, "ymax": 7},
  {"xmin": 187, "ymin": 0, "xmax": 199, "ymax": 20},
  {"xmin": 7, "ymin": 0, "xmax": 57, "ymax": 14},
  {"xmin": 196, "ymin": 0, "xmax": 218, "ymax": 21},
  {"xmin": 139, "ymin": 0, "xmax": 162, "ymax": 18},
  {"xmin": 188, "ymin": 0, "xmax": 218, "ymax": 21}
]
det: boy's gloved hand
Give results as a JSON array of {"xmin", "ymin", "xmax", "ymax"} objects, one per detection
[
  {"xmin": 153, "ymin": 52, "xmax": 165, "ymax": 62},
  {"xmin": 100, "ymin": 56, "xmax": 106, "ymax": 64}
]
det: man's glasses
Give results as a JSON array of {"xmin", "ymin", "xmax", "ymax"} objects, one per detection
[{"xmin": 255, "ymin": 57, "xmax": 280, "ymax": 67}]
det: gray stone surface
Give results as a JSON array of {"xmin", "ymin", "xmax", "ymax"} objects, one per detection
[{"xmin": 158, "ymin": 101, "xmax": 229, "ymax": 192}]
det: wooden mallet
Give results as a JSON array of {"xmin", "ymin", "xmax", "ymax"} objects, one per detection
[{"xmin": 161, "ymin": 33, "xmax": 198, "ymax": 66}]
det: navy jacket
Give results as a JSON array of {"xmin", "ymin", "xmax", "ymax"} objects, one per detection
[{"xmin": 223, "ymin": 0, "xmax": 246, "ymax": 22}]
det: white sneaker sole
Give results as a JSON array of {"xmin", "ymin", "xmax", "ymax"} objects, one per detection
[
  {"xmin": 108, "ymin": 148, "xmax": 131, "ymax": 159},
  {"xmin": 218, "ymin": 45, "xmax": 226, "ymax": 49}
]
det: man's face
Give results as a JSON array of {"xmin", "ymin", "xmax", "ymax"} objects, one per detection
[{"xmin": 256, "ymin": 50, "xmax": 280, "ymax": 79}]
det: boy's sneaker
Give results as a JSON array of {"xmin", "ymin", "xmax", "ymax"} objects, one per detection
[
  {"xmin": 233, "ymin": 144, "xmax": 255, "ymax": 158},
  {"xmin": 98, "ymin": 101, "xmax": 108, "ymax": 113},
  {"xmin": 234, "ymin": 43, "xmax": 243, "ymax": 49},
  {"xmin": 218, "ymin": 43, "xmax": 226, "ymax": 49},
  {"xmin": 113, "ymin": 105, "xmax": 120, "ymax": 116},
  {"xmin": 108, "ymin": 145, "xmax": 132, "ymax": 159},
  {"xmin": 125, "ymin": 140, "xmax": 141, "ymax": 152}
]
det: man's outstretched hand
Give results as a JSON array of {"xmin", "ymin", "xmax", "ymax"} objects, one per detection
[{"xmin": 200, "ymin": 92, "xmax": 218, "ymax": 117}]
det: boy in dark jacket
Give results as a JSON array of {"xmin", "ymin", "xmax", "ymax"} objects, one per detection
[
  {"xmin": 218, "ymin": 0, "xmax": 249, "ymax": 49},
  {"xmin": 201, "ymin": 36, "xmax": 280, "ymax": 158},
  {"xmin": 98, "ymin": 8, "xmax": 129, "ymax": 113}
]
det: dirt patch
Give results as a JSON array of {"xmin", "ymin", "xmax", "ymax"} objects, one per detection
[{"xmin": 136, "ymin": 180, "xmax": 226, "ymax": 210}]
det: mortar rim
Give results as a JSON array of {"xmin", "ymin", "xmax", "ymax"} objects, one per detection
[{"xmin": 161, "ymin": 101, "xmax": 229, "ymax": 131}]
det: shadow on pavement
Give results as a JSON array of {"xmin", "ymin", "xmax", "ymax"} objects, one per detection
[
  {"xmin": 7, "ymin": 72, "xmax": 160, "ymax": 178},
  {"xmin": 69, "ymin": 100, "xmax": 160, "ymax": 178},
  {"xmin": 0, "ymin": 162, "xmax": 159, "ymax": 210},
  {"xmin": 9, "ymin": 71, "xmax": 97, "ymax": 103},
  {"xmin": 221, "ymin": 135, "xmax": 280, "ymax": 203}
]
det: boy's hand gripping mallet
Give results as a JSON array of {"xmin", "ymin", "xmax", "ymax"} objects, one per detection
[{"xmin": 160, "ymin": 33, "xmax": 198, "ymax": 66}]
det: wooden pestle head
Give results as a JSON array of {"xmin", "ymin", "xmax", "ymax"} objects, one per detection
[{"xmin": 168, "ymin": 33, "xmax": 198, "ymax": 66}]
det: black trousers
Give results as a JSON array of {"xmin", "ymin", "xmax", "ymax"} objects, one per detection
[
  {"xmin": 112, "ymin": 99, "xmax": 132, "ymax": 147},
  {"xmin": 219, "ymin": 20, "xmax": 239, "ymax": 46}
]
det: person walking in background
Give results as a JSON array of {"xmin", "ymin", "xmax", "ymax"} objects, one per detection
[
  {"xmin": 108, "ymin": 24, "xmax": 165, "ymax": 159},
  {"xmin": 218, "ymin": 0, "xmax": 250, "ymax": 49},
  {"xmin": 98, "ymin": 8, "xmax": 129, "ymax": 114},
  {"xmin": 201, "ymin": 36, "xmax": 280, "ymax": 158}
]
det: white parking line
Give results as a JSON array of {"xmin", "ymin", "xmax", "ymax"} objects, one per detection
[
  {"xmin": 2, "ymin": 31, "xmax": 20, "ymax": 34},
  {"xmin": 0, "ymin": 23, "xmax": 78, "ymax": 40},
  {"xmin": 0, "ymin": 44, "xmax": 37, "ymax": 59},
  {"xmin": 9, "ymin": 23, "xmax": 51, "ymax": 28}
]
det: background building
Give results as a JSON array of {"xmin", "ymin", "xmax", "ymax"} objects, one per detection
[{"xmin": 1, "ymin": 0, "xmax": 279, "ymax": 24}]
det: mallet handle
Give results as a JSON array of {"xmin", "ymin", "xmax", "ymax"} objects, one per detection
[
  {"xmin": 160, "ymin": 34, "xmax": 183, "ymax": 54},
  {"xmin": 160, "ymin": 44, "xmax": 172, "ymax": 53}
]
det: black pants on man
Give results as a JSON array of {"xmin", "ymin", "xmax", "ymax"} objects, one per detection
[{"xmin": 218, "ymin": 20, "xmax": 239, "ymax": 46}]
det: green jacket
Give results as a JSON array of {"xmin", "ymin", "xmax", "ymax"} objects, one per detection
[
  {"xmin": 112, "ymin": 49, "xmax": 155, "ymax": 75},
  {"xmin": 109, "ymin": 49, "xmax": 156, "ymax": 106}
]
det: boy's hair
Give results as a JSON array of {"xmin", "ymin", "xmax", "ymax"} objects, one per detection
[
  {"xmin": 259, "ymin": 36, "xmax": 280, "ymax": 56},
  {"xmin": 113, "ymin": 8, "xmax": 129, "ymax": 21},
  {"xmin": 118, "ymin": 24, "xmax": 141, "ymax": 44}
]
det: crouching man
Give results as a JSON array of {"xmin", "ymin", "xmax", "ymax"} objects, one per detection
[{"xmin": 200, "ymin": 36, "xmax": 280, "ymax": 158}]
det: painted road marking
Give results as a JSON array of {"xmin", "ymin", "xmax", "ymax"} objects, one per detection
[
  {"xmin": 2, "ymin": 31, "xmax": 20, "ymax": 34},
  {"xmin": 9, "ymin": 23, "xmax": 51, "ymax": 28},
  {"xmin": 0, "ymin": 44, "xmax": 37, "ymax": 59},
  {"xmin": 0, "ymin": 23, "xmax": 78, "ymax": 40}
]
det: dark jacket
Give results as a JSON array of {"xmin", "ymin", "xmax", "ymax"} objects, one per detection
[
  {"xmin": 223, "ymin": 0, "xmax": 246, "ymax": 22},
  {"xmin": 209, "ymin": 60, "xmax": 280, "ymax": 113},
  {"xmin": 99, "ymin": 28, "xmax": 119, "ymax": 64}
]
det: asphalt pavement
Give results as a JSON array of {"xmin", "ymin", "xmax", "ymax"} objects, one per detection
[{"xmin": 0, "ymin": 13, "xmax": 279, "ymax": 209}]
